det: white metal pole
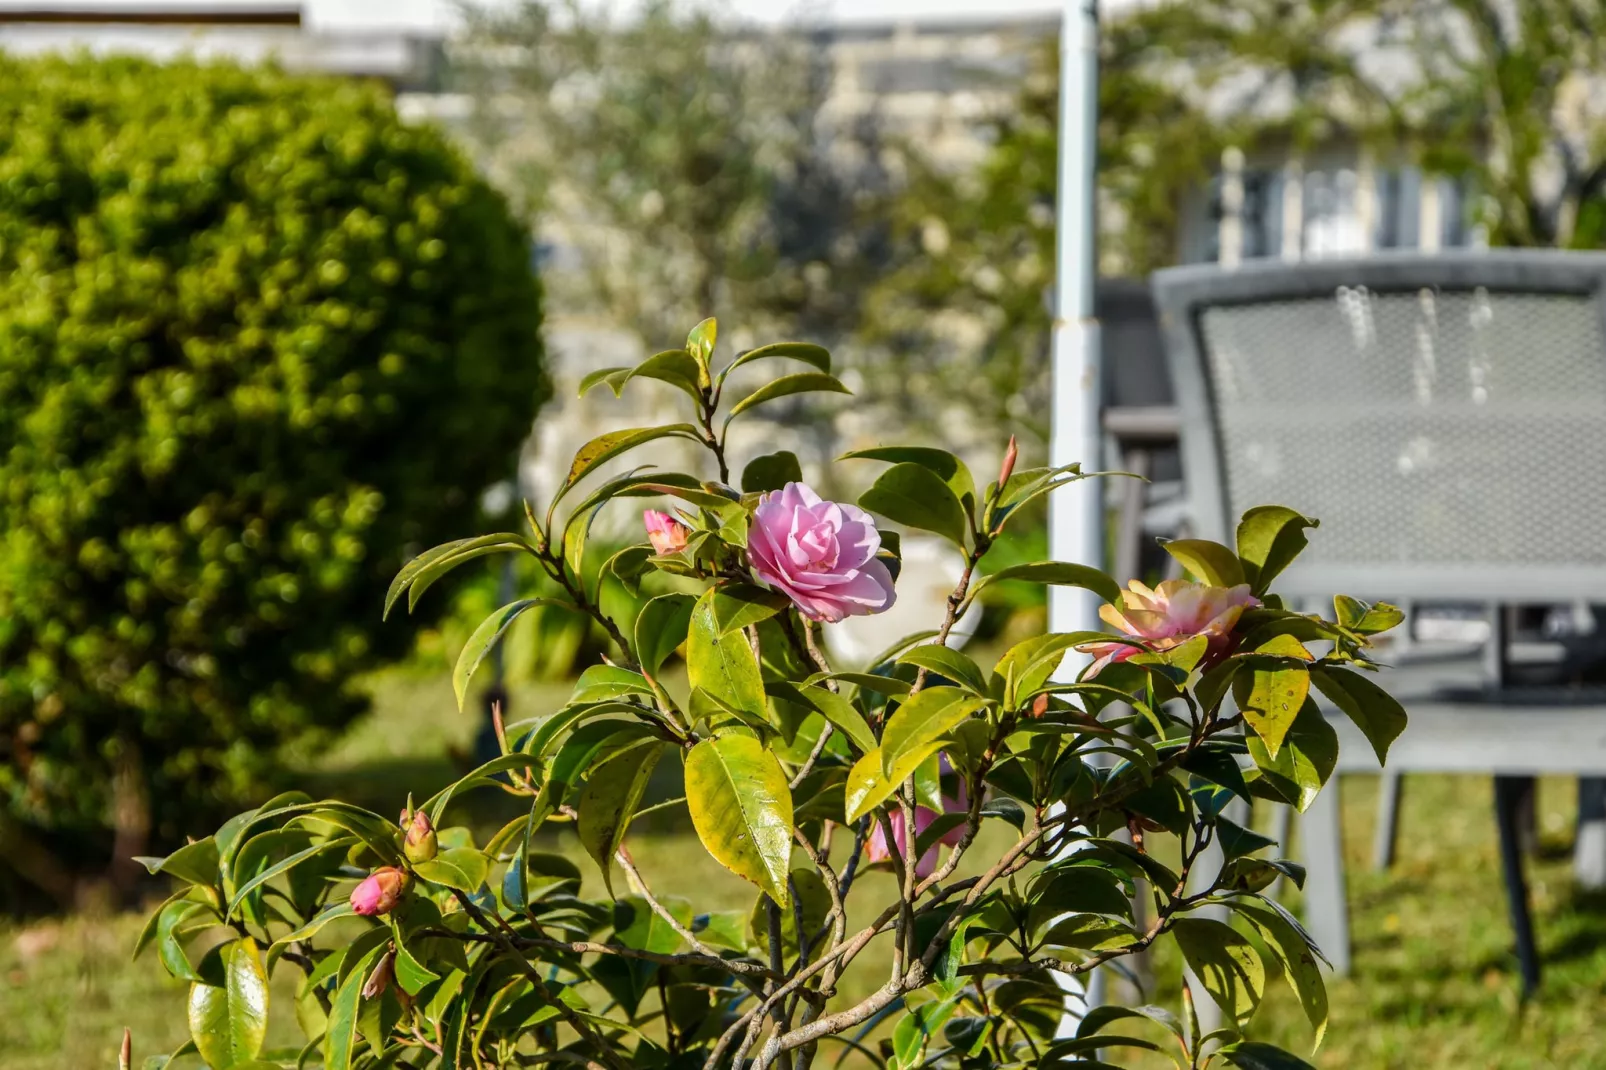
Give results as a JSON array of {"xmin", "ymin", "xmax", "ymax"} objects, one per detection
[{"xmin": 1049, "ymin": 0, "xmax": 1105, "ymax": 1029}]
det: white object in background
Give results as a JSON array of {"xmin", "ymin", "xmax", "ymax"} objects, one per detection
[
  {"xmin": 1049, "ymin": 0, "xmax": 1105, "ymax": 1034},
  {"xmin": 825, "ymin": 536, "xmax": 981, "ymax": 665}
]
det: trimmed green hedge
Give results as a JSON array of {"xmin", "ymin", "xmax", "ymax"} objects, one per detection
[{"xmin": 0, "ymin": 55, "xmax": 548, "ymax": 863}]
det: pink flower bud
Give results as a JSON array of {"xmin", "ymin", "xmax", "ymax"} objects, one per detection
[
  {"xmin": 643, "ymin": 509, "xmax": 690, "ymax": 555},
  {"xmin": 404, "ymin": 809, "xmax": 437, "ymax": 863},
  {"xmin": 350, "ymin": 866, "xmax": 408, "ymax": 917},
  {"xmin": 998, "ymin": 435, "xmax": 1018, "ymax": 488}
]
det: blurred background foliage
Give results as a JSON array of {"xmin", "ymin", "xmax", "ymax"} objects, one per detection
[{"xmin": 0, "ymin": 55, "xmax": 548, "ymax": 905}]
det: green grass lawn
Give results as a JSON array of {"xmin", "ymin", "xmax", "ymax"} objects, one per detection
[{"xmin": 5, "ymin": 669, "xmax": 1606, "ymax": 1069}]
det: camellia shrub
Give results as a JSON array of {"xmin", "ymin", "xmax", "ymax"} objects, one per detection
[
  {"xmin": 134, "ymin": 320, "xmax": 1406, "ymax": 1069},
  {"xmin": 0, "ymin": 55, "xmax": 548, "ymax": 873}
]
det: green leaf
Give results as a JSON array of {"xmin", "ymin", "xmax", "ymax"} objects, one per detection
[
  {"xmin": 844, "ymin": 739, "xmax": 952, "ymax": 825},
  {"xmin": 880, "ymin": 688, "xmax": 987, "ymax": 779},
  {"xmin": 1217, "ymin": 816, "xmax": 1278, "ymax": 859},
  {"xmin": 721, "ymin": 340, "xmax": 831, "ymax": 380},
  {"xmin": 572, "ymin": 664, "xmax": 655, "ymax": 704},
  {"xmin": 1161, "ymin": 539, "xmax": 1247, "ymax": 588},
  {"xmin": 1235, "ymin": 900, "xmax": 1328, "ymax": 1048},
  {"xmin": 1310, "ymin": 666, "xmax": 1408, "ymax": 764},
  {"xmin": 859, "ymin": 462, "xmax": 971, "ymax": 547},
  {"xmin": 268, "ymin": 902, "xmax": 356, "ymax": 964},
  {"xmin": 578, "ymin": 365, "xmax": 634, "ymax": 397},
  {"xmin": 727, "ymin": 372, "xmax": 851, "ymax": 420},
  {"xmin": 897, "ymin": 644, "xmax": 990, "ymax": 696},
  {"xmin": 1218, "ymin": 1041, "xmax": 1319, "ymax": 1070},
  {"xmin": 741, "ymin": 451, "xmax": 803, "ymax": 493},
  {"xmin": 687, "ymin": 317, "xmax": 718, "ymax": 364},
  {"xmin": 577, "ymin": 741, "xmax": 665, "ymax": 896},
  {"xmin": 227, "ymin": 837, "xmax": 355, "ymax": 920},
  {"xmin": 1239, "ymin": 635, "xmax": 1312, "ymax": 759},
  {"xmin": 684, "ymin": 735, "xmax": 794, "ymax": 906},
  {"xmin": 563, "ymin": 424, "xmax": 700, "ymax": 490},
  {"xmin": 970, "ymin": 561, "xmax": 1122, "ymax": 607},
  {"xmin": 188, "ymin": 939, "xmax": 269, "ymax": 1069},
  {"xmin": 629, "ymin": 348, "xmax": 703, "ymax": 399},
  {"xmin": 687, "ymin": 589, "xmax": 767, "ymax": 721},
  {"xmin": 842, "ymin": 447, "xmax": 977, "ymax": 514},
  {"xmin": 136, "ymin": 837, "xmax": 221, "ymax": 887},
  {"xmin": 1333, "ymin": 595, "xmax": 1405, "ymax": 636},
  {"xmin": 1246, "ymin": 699, "xmax": 1338, "ymax": 813},
  {"xmin": 1236, "ymin": 507, "xmax": 1318, "ymax": 594},
  {"xmin": 324, "ymin": 943, "xmax": 385, "ymax": 1070},
  {"xmin": 391, "ymin": 924, "xmax": 441, "ymax": 998},
  {"xmin": 383, "ymin": 533, "xmax": 533, "ymax": 620},
  {"xmin": 768, "ymin": 683, "xmax": 877, "ymax": 755},
  {"xmin": 634, "ymin": 593, "xmax": 696, "ymax": 675},
  {"xmin": 413, "ymin": 848, "xmax": 490, "ymax": 893},
  {"xmin": 453, "ymin": 599, "xmax": 570, "ymax": 713},
  {"xmin": 1172, "ymin": 917, "xmax": 1266, "ymax": 1023},
  {"xmin": 711, "ymin": 583, "xmax": 791, "ymax": 636},
  {"xmin": 156, "ymin": 901, "xmax": 211, "ymax": 982}
]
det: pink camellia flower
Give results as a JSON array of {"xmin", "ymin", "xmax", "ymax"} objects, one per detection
[
  {"xmin": 866, "ymin": 775, "xmax": 969, "ymax": 879},
  {"xmin": 643, "ymin": 509, "xmax": 690, "ymax": 555},
  {"xmin": 746, "ymin": 482, "xmax": 896, "ymax": 623},
  {"xmin": 1079, "ymin": 579, "xmax": 1259, "ymax": 676},
  {"xmin": 350, "ymin": 866, "xmax": 409, "ymax": 917}
]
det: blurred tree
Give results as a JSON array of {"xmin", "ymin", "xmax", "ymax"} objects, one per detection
[
  {"xmin": 858, "ymin": 21, "xmax": 1234, "ymax": 449},
  {"xmin": 0, "ymin": 55, "xmax": 548, "ymax": 901},
  {"xmin": 453, "ymin": 0, "xmax": 897, "ymax": 353}
]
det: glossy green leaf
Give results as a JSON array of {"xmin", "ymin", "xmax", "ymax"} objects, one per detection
[
  {"xmin": 687, "ymin": 317, "xmax": 717, "ymax": 364},
  {"xmin": 844, "ymin": 739, "xmax": 951, "ymax": 825},
  {"xmin": 1218, "ymin": 1041, "xmax": 1319, "ymax": 1069},
  {"xmin": 684, "ymin": 735, "xmax": 794, "ymax": 906},
  {"xmin": 563, "ymin": 424, "xmax": 700, "ymax": 490},
  {"xmin": 1333, "ymin": 595, "xmax": 1405, "ymax": 636},
  {"xmin": 413, "ymin": 848, "xmax": 490, "ymax": 892},
  {"xmin": 727, "ymin": 372, "xmax": 851, "ymax": 420},
  {"xmin": 970, "ymin": 561, "xmax": 1122, "ymax": 608},
  {"xmin": 1236, "ymin": 507, "xmax": 1318, "ymax": 594},
  {"xmin": 453, "ymin": 598, "xmax": 570, "ymax": 713},
  {"xmin": 859, "ymin": 462, "xmax": 971, "ymax": 546},
  {"xmin": 687, "ymin": 589, "xmax": 767, "ymax": 720},
  {"xmin": 1240, "ymin": 635, "xmax": 1312, "ymax": 759},
  {"xmin": 841, "ymin": 446, "xmax": 976, "ymax": 513},
  {"xmin": 740, "ymin": 450, "xmax": 803, "ymax": 493},
  {"xmin": 880, "ymin": 688, "xmax": 987, "ymax": 779},
  {"xmin": 572, "ymin": 664, "xmax": 655, "ymax": 704},
  {"xmin": 629, "ymin": 348, "xmax": 703, "ymax": 398},
  {"xmin": 188, "ymin": 939, "xmax": 269, "ymax": 1069},
  {"xmin": 896, "ymin": 644, "xmax": 989, "ymax": 696},
  {"xmin": 135, "ymin": 837, "xmax": 220, "ymax": 887},
  {"xmin": 578, "ymin": 365, "xmax": 633, "ymax": 397},
  {"xmin": 227, "ymin": 837, "xmax": 354, "ymax": 920},
  {"xmin": 1310, "ymin": 666, "xmax": 1408, "ymax": 764},
  {"xmin": 383, "ymin": 533, "xmax": 533, "ymax": 619},
  {"xmin": 1173, "ymin": 917, "xmax": 1265, "ymax": 1023},
  {"xmin": 634, "ymin": 593, "xmax": 696, "ymax": 675},
  {"xmin": 1161, "ymin": 538, "xmax": 1247, "ymax": 588},
  {"xmin": 1235, "ymin": 900, "xmax": 1328, "ymax": 1048},
  {"xmin": 721, "ymin": 340, "xmax": 830, "ymax": 380},
  {"xmin": 1246, "ymin": 699, "xmax": 1338, "ymax": 812},
  {"xmin": 767, "ymin": 682, "xmax": 877, "ymax": 755},
  {"xmin": 323, "ymin": 943, "xmax": 385, "ymax": 1070},
  {"xmin": 577, "ymin": 740, "xmax": 665, "ymax": 896},
  {"xmin": 710, "ymin": 583, "xmax": 791, "ymax": 636},
  {"xmin": 391, "ymin": 927, "xmax": 441, "ymax": 998}
]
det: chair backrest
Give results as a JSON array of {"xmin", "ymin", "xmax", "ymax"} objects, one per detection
[{"xmin": 1152, "ymin": 251, "xmax": 1606, "ymax": 602}]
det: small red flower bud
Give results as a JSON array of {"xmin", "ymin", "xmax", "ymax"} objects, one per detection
[
  {"xmin": 350, "ymin": 866, "xmax": 409, "ymax": 917},
  {"xmin": 998, "ymin": 435, "xmax": 1019, "ymax": 488}
]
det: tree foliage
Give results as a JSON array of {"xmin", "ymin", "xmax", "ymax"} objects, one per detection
[
  {"xmin": 0, "ymin": 55, "xmax": 549, "ymax": 885},
  {"xmin": 136, "ymin": 317, "xmax": 1405, "ymax": 1069}
]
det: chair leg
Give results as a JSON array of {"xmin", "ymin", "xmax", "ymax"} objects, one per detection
[
  {"xmin": 1493, "ymin": 775, "xmax": 1542, "ymax": 997},
  {"xmin": 1575, "ymin": 778, "xmax": 1606, "ymax": 890},
  {"xmin": 1300, "ymin": 776, "xmax": 1351, "ymax": 976},
  {"xmin": 1372, "ymin": 771, "xmax": 1403, "ymax": 872}
]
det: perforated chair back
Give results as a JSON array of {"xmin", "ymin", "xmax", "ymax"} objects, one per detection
[{"xmin": 1153, "ymin": 252, "xmax": 1606, "ymax": 602}]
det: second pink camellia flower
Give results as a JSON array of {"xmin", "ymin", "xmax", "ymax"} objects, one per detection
[
  {"xmin": 350, "ymin": 866, "xmax": 409, "ymax": 916},
  {"xmin": 746, "ymin": 482, "xmax": 896, "ymax": 623},
  {"xmin": 643, "ymin": 509, "xmax": 690, "ymax": 555},
  {"xmin": 1080, "ymin": 578, "xmax": 1259, "ymax": 676}
]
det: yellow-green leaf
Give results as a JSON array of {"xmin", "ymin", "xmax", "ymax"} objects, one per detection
[
  {"xmin": 687, "ymin": 589, "xmax": 767, "ymax": 720},
  {"xmin": 188, "ymin": 938, "xmax": 269, "ymax": 1069},
  {"xmin": 577, "ymin": 740, "xmax": 665, "ymax": 896},
  {"xmin": 1240, "ymin": 634, "xmax": 1312, "ymax": 758},
  {"xmin": 685, "ymin": 735, "xmax": 793, "ymax": 906},
  {"xmin": 1161, "ymin": 539, "xmax": 1246, "ymax": 588}
]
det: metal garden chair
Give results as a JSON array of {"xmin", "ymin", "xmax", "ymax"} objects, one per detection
[{"xmin": 1151, "ymin": 249, "xmax": 1606, "ymax": 996}]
